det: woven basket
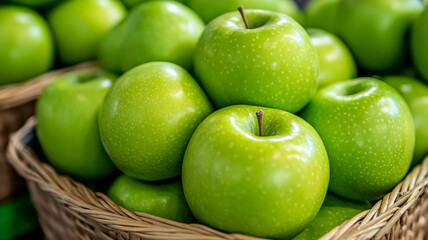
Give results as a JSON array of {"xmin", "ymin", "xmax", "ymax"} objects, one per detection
[
  {"xmin": 7, "ymin": 118, "xmax": 428, "ymax": 240},
  {"xmin": 0, "ymin": 62, "xmax": 98, "ymax": 204}
]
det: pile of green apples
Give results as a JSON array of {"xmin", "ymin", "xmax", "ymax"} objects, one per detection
[{"xmin": 3, "ymin": 0, "xmax": 428, "ymax": 239}]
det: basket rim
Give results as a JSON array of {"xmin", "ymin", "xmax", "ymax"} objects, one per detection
[
  {"xmin": 0, "ymin": 62, "xmax": 99, "ymax": 111},
  {"xmin": 7, "ymin": 117, "xmax": 428, "ymax": 240}
]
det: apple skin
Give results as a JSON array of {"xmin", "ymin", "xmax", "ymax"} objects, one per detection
[
  {"xmin": 99, "ymin": 1, "xmax": 204, "ymax": 73},
  {"xmin": 307, "ymin": 28, "xmax": 356, "ymax": 89},
  {"xmin": 99, "ymin": 62, "xmax": 213, "ymax": 181},
  {"xmin": 7, "ymin": 0, "xmax": 63, "ymax": 8},
  {"xmin": 47, "ymin": 0, "xmax": 126, "ymax": 65},
  {"xmin": 384, "ymin": 76, "xmax": 428, "ymax": 167},
  {"xmin": 186, "ymin": 0, "xmax": 304, "ymax": 24},
  {"xmin": 304, "ymin": 0, "xmax": 341, "ymax": 34},
  {"xmin": 301, "ymin": 78, "xmax": 414, "ymax": 201},
  {"xmin": 36, "ymin": 70, "xmax": 117, "ymax": 180},
  {"xmin": 293, "ymin": 194, "xmax": 371, "ymax": 240},
  {"xmin": 0, "ymin": 6, "xmax": 53, "ymax": 86},
  {"xmin": 194, "ymin": 10, "xmax": 319, "ymax": 113},
  {"xmin": 122, "ymin": 0, "xmax": 185, "ymax": 8},
  {"xmin": 411, "ymin": 7, "xmax": 428, "ymax": 82},
  {"xmin": 108, "ymin": 175, "xmax": 194, "ymax": 223},
  {"xmin": 182, "ymin": 105, "xmax": 329, "ymax": 239},
  {"xmin": 337, "ymin": 0, "xmax": 423, "ymax": 72}
]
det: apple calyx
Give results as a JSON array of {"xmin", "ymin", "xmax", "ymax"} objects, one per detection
[
  {"xmin": 237, "ymin": 6, "xmax": 250, "ymax": 29},
  {"xmin": 256, "ymin": 109, "xmax": 263, "ymax": 136}
]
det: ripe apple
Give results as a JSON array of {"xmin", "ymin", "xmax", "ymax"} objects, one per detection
[
  {"xmin": 304, "ymin": 0, "xmax": 341, "ymax": 34},
  {"xmin": 186, "ymin": 0, "xmax": 304, "ymax": 24},
  {"xmin": 108, "ymin": 175, "xmax": 194, "ymax": 223},
  {"xmin": 182, "ymin": 105, "xmax": 329, "ymax": 239},
  {"xmin": 48, "ymin": 0, "xmax": 126, "ymax": 65},
  {"xmin": 293, "ymin": 194, "xmax": 371, "ymax": 240},
  {"xmin": 337, "ymin": 0, "xmax": 423, "ymax": 72},
  {"xmin": 0, "ymin": 6, "xmax": 53, "ymax": 85},
  {"xmin": 36, "ymin": 70, "xmax": 117, "ymax": 180},
  {"xmin": 194, "ymin": 9, "xmax": 319, "ymax": 113},
  {"xmin": 411, "ymin": 6, "xmax": 428, "ymax": 82},
  {"xmin": 99, "ymin": 1, "xmax": 204, "ymax": 73},
  {"xmin": 99, "ymin": 62, "xmax": 213, "ymax": 181},
  {"xmin": 301, "ymin": 78, "xmax": 414, "ymax": 201},
  {"xmin": 384, "ymin": 76, "xmax": 428, "ymax": 167},
  {"xmin": 307, "ymin": 28, "xmax": 356, "ymax": 88}
]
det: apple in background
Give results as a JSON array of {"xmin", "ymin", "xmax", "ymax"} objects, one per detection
[
  {"xmin": 99, "ymin": 1, "xmax": 204, "ymax": 74},
  {"xmin": 7, "ymin": 0, "xmax": 63, "ymax": 8},
  {"xmin": 412, "ymin": 6, "xmax": 428, "ymax": 82},
  {"xmin": 301, "ymin": 78, "xmax": 414, "ymax": 201},
  {"xmin": 384, "ymin": 76, "xmax": 428, "ymax": 167},
  {"xmin": 108, "ymin": 175, "xmax": 194, "ymax": 223},
  {"xmin": 293, "ymin": 194, "xmax": 371, "ymax": 240},
  {"xmin": 186, "ymin": 0, "xmax": 304, "ymax": 24},
  {"xmin": 0, "ymin": 6, "xmax": 53, "ymax": 85},
  {"xmin": 307, "ymin": 28, "xmax": 356, "ymax": 89},
  {"xmin": 48, "ymin": 0, "xmax": 126, "ymax": 65},
  {"xmin": 182, "ymin": 105, "xmax": 329, "ymax": 239},
  {"xmin": 99, "ymin": 62, "xmax": 213, "ymax": 181},
  {"xmin": 304, "ymin": 0, "xmax": 341, "ymax": 34},
  {"xmin": 121, "ymin": 0, "xmax": 185, "ymax": 8},
  {"xmin": 337, "ymin": 0, "xmax": 423, "ymax": 72},
  {"xmin": 36, "ymin": 70, "xmax": 117, "ymax": 180},
  {"xmin": 194, "ymin": 9, "xmax": 319, "ymax": 113}
]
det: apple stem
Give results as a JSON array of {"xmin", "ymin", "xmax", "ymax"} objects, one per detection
[
  {"xmin": 238, "ymin": 6, "xmax": 250, "ymax": 29},
  {"xmin": 256, "ymin": 110, "xmax": 263, "ymax": 136}
]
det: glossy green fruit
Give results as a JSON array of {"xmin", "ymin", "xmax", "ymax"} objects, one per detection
[
  {"xmin": 100, "ymin": 1, "xmax": 204, "ymax": 73},
  {"xmin": 121, "ymin": 0, "xmax": 185, "ymax": 8},
  {"xmin": 108, "ymin": 175, "xmax": 194, "ymax": 223},
  {"xmin": 194, "ymin": 9, "xmax": 319, "ymax": 113},
  {"xmin": 0, "ymin": 6, "xmax": 53, "ymax": 85},
  {"xmin": 337, "ymin": 0, "xmax": 423, "ymax": 72},
  {"xmin": 301, "ymin": 78, "xmax": 414, "ymax": 201},
  {"xmin": 48, "ymin": 0, "xmax": 126, "ymax": 65},
  {"xmin": 37, "ymin": 70, "xmax": 116, "ymax": 180},
  {"xmin": 182, "ymin": 105, "xmax": 329, "ymax": 239},
  {"xmin": 384, "ymin": 76, "xmax": 428, "ymax": 166},
  {"xmin": 99, "ymin": 62, "xmax": 213, "ymax": 181},
  {"xmin": 293, "ymin": 194, "xmax": 371, "ymax": 240},
  {"xmin": 412, "ymin": 6, "xmax": 428, "ymax": 82},
  {"xmin": 308, "ymin": 28, "xmax": 356, "ymax": 88},
  {"xmin": 186, "ymin": 0, "xmax": 303, "ymax": 24},
  {"xmin": 304, "ymin": 0, "xmax": 341, "ymax": 34}
]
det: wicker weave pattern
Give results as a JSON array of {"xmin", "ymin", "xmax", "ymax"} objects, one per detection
[
  {"xmin": 0, "ymin": 62, "xmax": 99, "ymax": 203},
  {"xmin": 6, "ymin": 118, "xmax": 428, "ymax": 240}
]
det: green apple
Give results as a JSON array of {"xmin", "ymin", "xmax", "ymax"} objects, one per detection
[
  {"xmin": 48, "ymin": 0, "xmax": 126, "ymax": 65},
  {"xmin": 337, "ymin": 0, "xmax": 423, "ymax": 72},
  {"xmin": 99, "ymin": 62, "xmax": 213, "ymax": 181},
  {"xmin": 121, "ymin": 0, "xmax": 185, "ymax": 8},
  {"xmin": 194, "ymin": 9, "xmax": 319, "ymax": 113},
  {"xmin": 412, "ymin": 6, "xmax": 428, "ymax": 82},
  {"xmin": 304, "ymin": 0, "xmax": 341, "ymax": 34},
  {"xmin": 186, "ymin": 0, "xmax": 304, "ymax": 24},
  {"xmin": 308, "ymin": 28, "xmax": 356, "ymax": 88},
  {"xmin": 384, "ymin": 76, "xmax": 428, "ymax": 167},
  {"xmin": 293, "ymin": 194, "xmax": 371, "ymax": 240},
  {"xmin": 182, "ymin": 105, "xmax": 329, "ymax": 239},
  {"xmin": 301, "ymin": 78, "xmax": 414, "ymax": 201},
  {"xmin": 7, "ymin": 0, "xmax": 63, "ymax": 8},
  {"xmin": 99, "ymin": 1, "xmax": 204, "ymax": 73},
  {"xmin": 0, "ymin": 6, "xmax": 53, "ymax": 85},
  {"xmin": 108, "ymin": 175, "xmax": 194, "ymax": 223},
  {"xmin": 36, "ymin": 70, "xmax": 116, "ymax": 180}
]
